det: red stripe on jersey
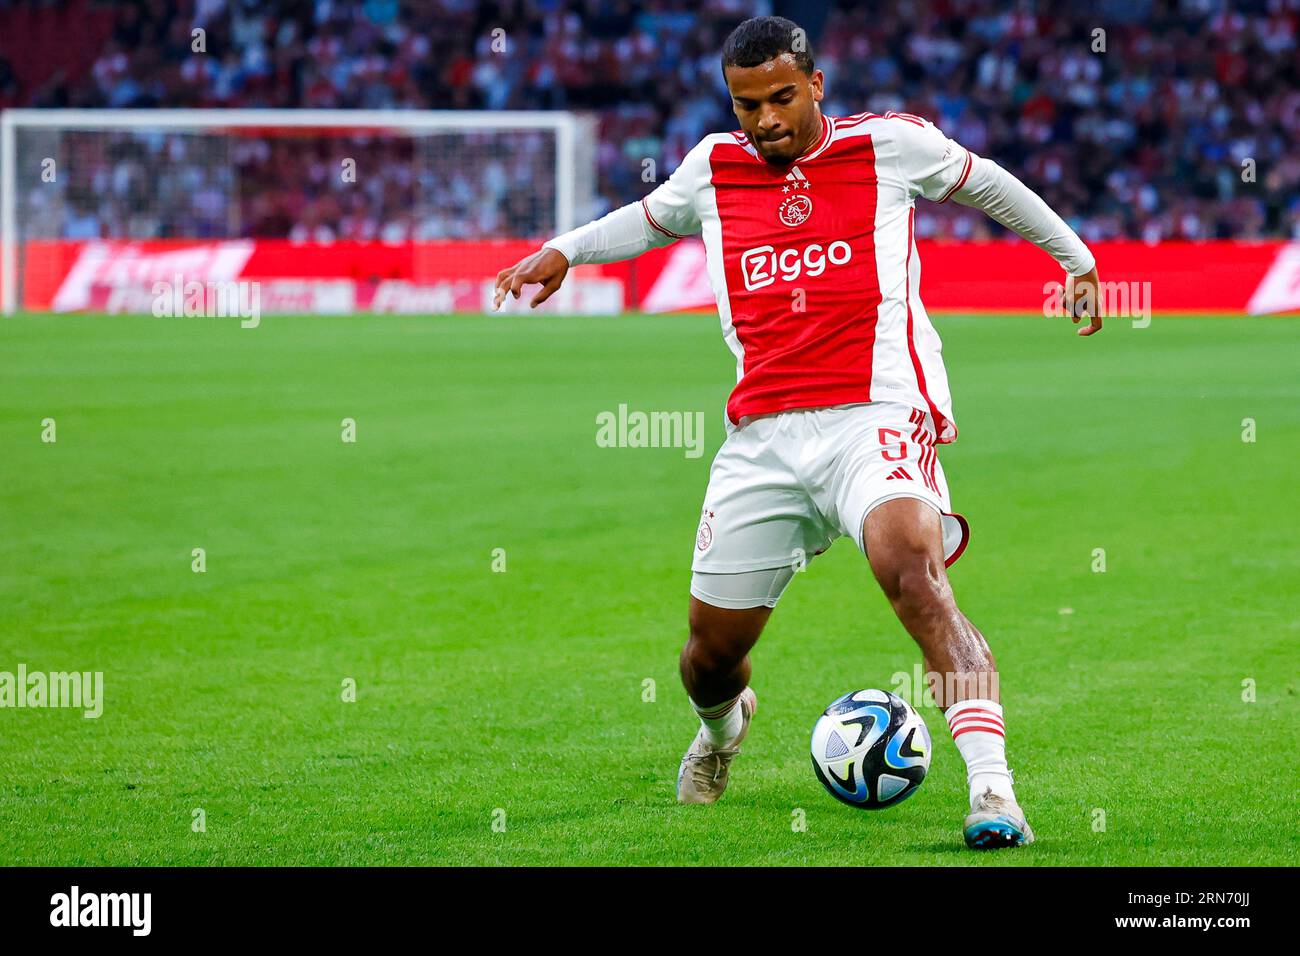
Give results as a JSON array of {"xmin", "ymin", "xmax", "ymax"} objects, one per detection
[
  {"xmin": 833, "ymin": 112, "xmax": 880, "ymax": 132},
  {"xmin": 734, "ymin": 115, "xmax": 833, "ymax": 167},
  {"xmin": 795, "ymin": 114, "xmax": 833, "ymax": 161},
  {"xmin": 903, "ymin": 207, "xmax": 948, "ymax": 437},
  {"xmin": 641, "ymin": 198, "xmax": 686, "ymax": 240},
  {"xmin": 711, "ymin": 134, "xmax": 882, "ymax": 424},
  {"xmin": 938, "ymin": 149, "xmax": 974, "ymax": 203},
  {"xmin": 884, "ymin": 110, "xmax": 927, "ymax": 127}
]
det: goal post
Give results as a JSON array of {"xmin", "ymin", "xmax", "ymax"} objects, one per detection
[{"xmin": 0, "ymin": 108, "xmax": 597, "ymax": 315}]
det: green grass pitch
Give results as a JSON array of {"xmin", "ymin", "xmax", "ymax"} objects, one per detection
[{"xmin": 1, "ymin": 309, "xmax": 1296, "ymax": 866}]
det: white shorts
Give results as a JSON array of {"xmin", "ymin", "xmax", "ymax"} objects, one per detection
[{"xmin": 689, "ymin": 402, "xmax": 970, "ymax": 609}]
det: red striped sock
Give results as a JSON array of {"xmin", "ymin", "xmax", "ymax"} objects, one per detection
[{"xmin": 944, "ymin": 698, "xmax": 1015, "ymax": 807}]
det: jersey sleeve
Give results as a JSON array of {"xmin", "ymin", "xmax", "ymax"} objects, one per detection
[
  {"xmin": 889, "ymin": 114, "xmax": 974, "ymax": 204},
  {"xmin": 952, "ymin": 155, "xmax": 1096, "ymax": 276},
  {"xmin": 640, "ymin": 139, "xmax": 708, "ymax": 239},
  {"xmin": 541, "ymin": 138, "xmax": 708, "ymax": 265}
]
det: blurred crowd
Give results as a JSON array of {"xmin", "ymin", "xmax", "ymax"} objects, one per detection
[{"xmin": 4, "ymin": 0, "xmax": 1298, "ymax": 240}]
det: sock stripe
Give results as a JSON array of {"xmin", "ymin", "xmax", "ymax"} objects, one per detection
[
  {"xmin": 946, "ymin": 706, "xmax": 1003, "ymax": 721},
  {"xmin": 950, "ymin": 720, "xmax": 1005, "ymax": 735},
  {"xmin": 945, "ymin": 699, "xmax": 1003, "ymax": 715},
  {"xmin": 951, "ymin": 723, "xmax": 1008, "ymax": 738},
  {"xmin": 947, "ymin": 699, "xmax": 1006, "ymax": 743},
  {"xmin": 951, "ymin": 724, "xmax": 1005, "ymax": 740},
  {"xmin": 693, "ymin": 696, "xmax": 740, "ymax": 720},
  {"xmin": 946, "ymin": 698, "xmax": 1014, "ymax": 808},
  {"xmin": 949, "ymin": 713, "xmax": 1005, "ymax": 730}
]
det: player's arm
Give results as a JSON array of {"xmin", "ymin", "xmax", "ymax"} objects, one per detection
[
  {"xmin": 950, "ymin": 158, "xmax": 1101, "ymax": 336},
  {"xmin": 491, "ymin": 201, "xmax": 672, "ymax": 311},
  {"xmin": 493, "ymin": 145, "xmax": 705, "ymax": 311},
  {"xmin": 897, "ymin": 117, "xmax": 1102, "ymax": 336}
]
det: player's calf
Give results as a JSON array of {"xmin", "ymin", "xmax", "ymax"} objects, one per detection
[
  {"xmin": 679, "ymin": 596, "xmax": 766, "ymax": 708},
  {"xmin": 864, "ymin": 500, "xmax": 989, "ymax": 683},
  {"xmin": 675, "ymin": 596, "xmax": 769, "ymax": 804},
  {"xmin": 863, "ymin": 498, "xmax": 1032, "ymax": 848}
]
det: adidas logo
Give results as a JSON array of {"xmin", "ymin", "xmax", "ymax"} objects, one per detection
[
  {"xmin": 886, "ymin": 467, "xmax": 913, "ymax": 481},
  {"xmin": 784, "ymin": 165, "xmax": 811, "ymax": 189}
]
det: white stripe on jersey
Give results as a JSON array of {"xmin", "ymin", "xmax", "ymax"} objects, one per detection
[{"xmin": 693, "ymin": 134, "xmax": 746, "ymax": 417}]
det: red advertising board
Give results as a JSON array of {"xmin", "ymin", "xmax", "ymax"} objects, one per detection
[{"xmin": 11, "ymin": 237, "xmax": 1300, "ymax": 315}]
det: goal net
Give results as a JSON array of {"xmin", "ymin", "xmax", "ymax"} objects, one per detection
[{"xmin": 1, "ymin": 109, "xmax": 601, "ymax": 315}]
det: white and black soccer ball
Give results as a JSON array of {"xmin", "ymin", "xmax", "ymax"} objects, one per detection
[{"xmin": 811, "ymin": 689, "xmax": 931, "ymax": 809}]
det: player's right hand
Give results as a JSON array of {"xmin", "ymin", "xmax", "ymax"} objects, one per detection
[{"xmin": 492, "ymin": 247, "xmax": 570, "ymax": 311}]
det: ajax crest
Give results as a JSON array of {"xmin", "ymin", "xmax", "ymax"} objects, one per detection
[
  {"xmin": 778, "ymin": 164, "xmax": 813, "ymax": 227},
  {"xmin": 696, "ymin": 517, "xmax": 713, "ymax": 551},
  {"xmin": 779, "ymin": 193, "xmax": 812, "ymax": 227}
]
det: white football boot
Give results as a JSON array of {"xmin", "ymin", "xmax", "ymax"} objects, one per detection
[
  {"xmin": 675, "ymin": 688, "xmax": 758, "ymax": 805},
  {"xmin": 963, "ymin": 786, "xmax": 1036, "ymax": 848}
]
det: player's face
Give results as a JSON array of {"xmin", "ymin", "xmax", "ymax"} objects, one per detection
[{"xmin": 725, "ymin": 55, "xmax": 824, "ymax": 166}]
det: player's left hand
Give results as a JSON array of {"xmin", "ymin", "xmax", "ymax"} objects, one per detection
[{"xmin": 1062, "ymin": 266, "xmax": 1102, "ymax": 336}]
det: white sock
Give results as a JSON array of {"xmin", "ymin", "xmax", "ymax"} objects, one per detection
[
  {"xmin": 944, "ymin": 698, "xmax": 1016, "ymax": 808},
  {"xmin": 690, "ymin": 693, "xmax": 744, "ymax": 748}
]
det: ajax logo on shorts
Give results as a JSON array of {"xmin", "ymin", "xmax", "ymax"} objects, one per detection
[
  {"xmin": 740, "ymin": 240, "xmax": 853, "ymax": 291},
  {"xmin": 697, "ymin": 510, "xmax": 714, "ymax": 551}
]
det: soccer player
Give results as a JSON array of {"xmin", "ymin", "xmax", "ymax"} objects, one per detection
[{"xmin": 493, "ymin": 16, "xmax": 1101, "ymax": 849}]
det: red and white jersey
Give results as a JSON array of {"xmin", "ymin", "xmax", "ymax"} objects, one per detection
[{"xmin": 641, "ymin": 111, "xmax": 974, "ymax": 442}]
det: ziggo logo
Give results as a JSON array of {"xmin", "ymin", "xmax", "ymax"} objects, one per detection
[{"xmin": 739, "ymin": 240, "xmax": 853, "ymax": 291}]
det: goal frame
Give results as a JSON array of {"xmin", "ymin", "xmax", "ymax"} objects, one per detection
[{"xmin": 0, "ymin": 108, "xmax": 584, "ymax": 315}]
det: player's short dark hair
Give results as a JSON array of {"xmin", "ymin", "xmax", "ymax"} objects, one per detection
[{"xmin": 721, "ymin": 16, "xmax": 814, "ymax": 77}]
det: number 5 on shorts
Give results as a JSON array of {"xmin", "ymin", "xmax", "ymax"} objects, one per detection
[{"xmin": 878, "ymin": 427, "xmax": 906, "ymax": 462}]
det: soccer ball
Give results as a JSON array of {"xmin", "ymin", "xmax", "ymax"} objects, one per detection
[{"xmin": 810, "ymin": 689, "xmax": 931, "ymax": 809}]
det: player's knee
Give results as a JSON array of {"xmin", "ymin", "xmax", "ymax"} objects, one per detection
[
  {"xmin": 683, "ymin": 624, "xmax": 740, "ymax": 675},
  {"xmin": 680, "ymin": 635, "xmax": 730, "ymax": 682},
  {"xmin": 684, "ymin": 604, "xmax": 761, "ymax": 676},
  {"xmin": 871, "ymin": 540, "xmax": 949, "ymax": 615}
]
